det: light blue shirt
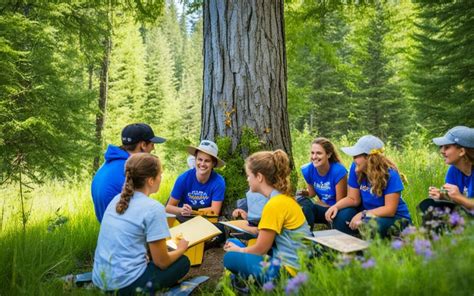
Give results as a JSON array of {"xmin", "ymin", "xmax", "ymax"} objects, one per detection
[
  {"xmin": 246, "ymin": 191, "xmax": 268, "ymax": 221},
  {"xmin": 92, "ymin": 192, "xmax": 170, "ymax": 291}
]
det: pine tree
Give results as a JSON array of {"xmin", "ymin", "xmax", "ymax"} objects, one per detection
[
  {"xmin": 355, "ymin": 3, "xmax": 411, "ymax": 143},
  {"xmin": 410, "ymin": 1, "xmax": 474, "ymax": 132},
  {"xmin": 104, "ymin": 15, "xmax": 147, "ymax": 146}
]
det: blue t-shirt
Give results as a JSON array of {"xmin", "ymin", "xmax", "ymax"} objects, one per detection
[
  {"xmin": 445, "ymin": 165, "xmax": 473, "ymax": 198},
  {"xmin": 348, "ymin": 163, "xmax": 411, "ymax": 220},
  {"xmin": 301, "ymin": 162, "xmax": 347, "ymax": 206},
  {"xmin": 92, "ymin": 192, "xmax": 170, "ymax": 290},
  {"xmin": 91, "ymin": 145, "xmax": 130, "ymax": 223},
  {"xmin": 170, "ymin": 168, "xmax": 226, "ymax": 209}
]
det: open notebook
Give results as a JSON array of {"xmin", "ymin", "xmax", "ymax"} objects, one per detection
[
  {"xmin": 305, "ymin": 229, "xmax": 369, "ymax": 253},
  {"xmin": 219, "ymin": 220, "xmax": 258, "ymax": 236},
  {"xmin": 167, "ymin": 215, "xmax": 222, "ymax": 250}
]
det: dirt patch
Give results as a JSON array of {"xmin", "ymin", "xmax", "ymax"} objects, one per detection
[{"xmin": 184, "ymin": 247, "xmax": 226, "ymax": 293}]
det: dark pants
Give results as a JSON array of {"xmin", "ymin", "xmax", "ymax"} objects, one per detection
[
  {"xmin": 333, "ymin": 207, "xmax": 410, "ymax": 238},
  {"xmin": 297, "ymin": 196, "xmax": 331, "ymax": 229},
  {"xmin": 118, "ymin": 256, "xmax": 190, "ymax": 295}
]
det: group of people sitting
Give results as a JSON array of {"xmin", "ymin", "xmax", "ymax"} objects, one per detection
[{"xmin": 89, "ymin": 123, "xmax": 474, "ymax": 294}]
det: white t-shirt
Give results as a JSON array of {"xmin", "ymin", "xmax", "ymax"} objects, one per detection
[{"xmin": 92, "ymin": 191, "xmax": 170, "ymax": 290}]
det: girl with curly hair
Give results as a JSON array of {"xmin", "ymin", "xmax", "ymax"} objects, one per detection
[{"xmin": 325, "ymin": 135, "xmax": 411, "ymax": 237}]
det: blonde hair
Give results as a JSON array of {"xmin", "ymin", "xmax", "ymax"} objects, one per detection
[
  {"xmin": 357, "ymin": 153, "xmax": 407, "ymax": 197},
  {"xmin": 116, "ymin": 153, "xmax": 162, "ymax": 214},
  {"xmin": 245, "ymin": 149, "xmax": 292, "ymax": 196}
]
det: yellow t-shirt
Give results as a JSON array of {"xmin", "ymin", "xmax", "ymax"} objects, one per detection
[
  {"xmin": 259, "ymin": 194, "xmax": 306, "ymax": 233},
  {"xmin": 258, "ymin": 193, "xmax": 311, "ymax": 274}
]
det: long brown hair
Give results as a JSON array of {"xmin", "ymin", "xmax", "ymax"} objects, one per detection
[
  {"xmin": 116, "ymin": 153, "xmax": 162, "ymax": 214},
  {"xmin": 312, "ymin": 137, "xmax": 342, "ymax": 163},
  {"xmin": 357, "ymin": 153, "xmax": 407, "ymax": 197},
  {"xmin": 245, "ymin": 149, "xmax": 292, "ymax": 196}
]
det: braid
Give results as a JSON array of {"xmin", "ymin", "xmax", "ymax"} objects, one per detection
[
  {"xmin": 115, "ymin": 153, "xmax": 162, "ymax": 215},
  {"xmin": 116, "ymin": 170, "xmax": 134, "ymax": 214}
]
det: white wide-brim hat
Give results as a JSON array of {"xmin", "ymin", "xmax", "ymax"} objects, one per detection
[{"xmin": 187, "ymin": 140, "xmax": 225, "ymax": 168}]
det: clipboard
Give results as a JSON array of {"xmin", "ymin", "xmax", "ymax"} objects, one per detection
[
  {"xmin": 167, "ymin": 215, "xmax": 222, "ymax": 250},
  {"xmin": 305, "ymin": 229, "xmax": 369, "ymax": 253},
  {"xmin": 219, "ymin": 220, "xmax": 259, "ymax": 237}
]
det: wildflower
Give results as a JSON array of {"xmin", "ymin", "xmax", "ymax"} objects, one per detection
[
  {"xmin": 391, "ymin": 239, "xmax": 404, "ymax": 250},
  {"xmin": 285, "ymin": 272, "xmax": 308, "ymax": 294},
  {"xmin": 260, "ymin": 261, "xmax": 270, "ymax": 269},
  {"xmin": 453, "ymin": 226, "xmax": 464, "ymax": 234},
  {"xmin": 361, "ymin": 258, "xmax": 376, "ymax": 269},
  {"xmin": 146, "ymin": 281, "xmax": 152, "ymax": 289},
  {"xmin": 430, "ymin": 232, "xmax": 440, "ymax": 241},
  {"xmin": 262, "ymin": 281, "xmax": 275, "ymax": 292},
  {"xmin": 401, "ymin": 226, "xmax": 417, "ymax": 237},
  {"xmin": 413, "ymin": 238, "xmax": 433, "ymax": 259},
  {"xmin": 334, "ymin": 254, "xmax": 353, "ymax": 269},
  {"xmin": 271, "ymin": 258, "xmax": 281, "ymax": 267},
  {"xmin": 449, "ymin": 212, "xmax": 465, "ymax": 227}
]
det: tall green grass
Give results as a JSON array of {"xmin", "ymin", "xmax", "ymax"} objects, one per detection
[{"xmin": 0, "ymin": 132, "xmax": 464, "ymax": 295}]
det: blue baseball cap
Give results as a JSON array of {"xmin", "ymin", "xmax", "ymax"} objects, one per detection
[
  {"xmin": 432, "ymin": 126, "xmax": 474, "ymax": 148},
  {"xmin": 341, "ymin": 135, "xmax": 384, "ymax": 156},
  {"xmin": 121, "ymin": 123, "xmax": 166, "ymax": 145}
]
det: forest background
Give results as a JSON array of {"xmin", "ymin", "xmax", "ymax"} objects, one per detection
[{"xmin": 0, "ymin": 0, "xmax": 473, "ymax": 295}]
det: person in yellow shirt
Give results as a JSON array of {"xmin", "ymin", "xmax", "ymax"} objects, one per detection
[{"xmin": 223, "ymin": 150, "xmax": 312, "ymax": 283}]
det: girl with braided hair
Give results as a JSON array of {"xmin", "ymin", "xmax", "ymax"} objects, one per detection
[
  {"xmin": 325, "ymin": 135, "xmax": 411, "ymax": 238},
  {"xmin": 223, "ymin": 149, "xmax": 312, "ymax": 283},
  {"xmin": 92, "ymin": 153, "xmax": 190, "ymax": 294}
]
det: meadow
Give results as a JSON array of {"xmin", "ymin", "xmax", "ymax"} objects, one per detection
[{"xmin": 1, "ymin": 132, "xmax": 473, "ymax": 295}]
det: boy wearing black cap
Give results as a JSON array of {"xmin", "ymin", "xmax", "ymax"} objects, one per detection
[{"xmin": 91, "ymin": 123, "xmax": 166, "ymax": 223}]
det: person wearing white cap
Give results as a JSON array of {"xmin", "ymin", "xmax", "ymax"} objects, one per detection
[
  {"xmin": 325, "ymin": 135, "xmax": 411, "ymax": 237},
  {"xmin": 166, "ymin": 140, "xmax": 226, "ymax": 217},
  {"xmin": 420, "ymin": 126, "xmax": 474, "ymax": 212}
]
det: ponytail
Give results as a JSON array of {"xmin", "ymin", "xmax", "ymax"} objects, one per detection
[
  {"xmin": 115, "ymin": 153, "xmax": 162, "ymax": 215},
  {"xmin": 246, "ymin": 149, "xmax": 292, "ymax": 196}
]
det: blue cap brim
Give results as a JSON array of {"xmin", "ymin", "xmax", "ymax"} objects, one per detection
[
  {"xmin": 150, "ymin": 136, "xmax": 166, "ymax": 144},
  {"xmin": 432, "ymin": 136, "xmax": 453, "ymax": 146}
]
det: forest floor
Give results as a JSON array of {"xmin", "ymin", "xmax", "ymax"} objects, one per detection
[{"xmin": 185, "ymin": 246, "xmax": 225, "ymax": 294}]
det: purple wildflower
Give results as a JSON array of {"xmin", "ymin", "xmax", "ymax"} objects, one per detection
[
  {"xmin": 391, "ymin": 239, "xmax": 404, "ymax": 250},
  {"xmin": 335, "ymin": 255, "xmax": 352, "ymax": 269},
  {"xmin": 430, "ymin": 232, "xmax": 440, "ymax": 241},
  {"xmin": 361, "ymin": 258, "xmax": 376, "ymax": 269},
  {"xmin": 260, "ymin": 261, "xmax": 270, "ymax": 269},
  {"xmin": 401, "ymin": 226, "xmax": 417, "ymax": 237},
  {"xmin": 449, "ymin": 212, "xmax": 465, "ymax": 227},
  {"xmin": 285, "ymin": 272, "xmax": 308, "ymax": 294},
  {"xmin": 413, "ymin": 238, "xmax": 433, "ymax": 259},
  {"xmin": 262, "ymin": 281, "xmax": 275, "ymax": 292},
  {"xmin": 453, "ymin": 226, "xmax": 464, "ymax": 234},
  {"xmin": 271, "ymin": 258, "xmax": 281, "ymax": 267}
]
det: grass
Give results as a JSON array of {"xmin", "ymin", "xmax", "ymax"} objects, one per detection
[{"xmin": 0, "ymin": 132, "xmax": 471, "ymax": 295}]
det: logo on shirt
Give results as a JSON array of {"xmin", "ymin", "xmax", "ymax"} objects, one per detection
[
  {"xmin": 315, "ymin": 181, "xmax": 331, "ymax": 191},
  {"xmin": 360, "ymin": 185, "xmax": 370, "ymax": 192},
  {"xmin": 187, "ymin": 190, "xmax": 209, "ymax": 206}
]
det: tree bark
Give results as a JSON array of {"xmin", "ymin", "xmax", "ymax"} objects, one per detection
[
  {"xmin": 93, "ymin": 34, "xmax": 111, "ymax": 172},
  {"xmin": 202, "ymin": 0, "xmax": 293, "ymax": 161}
]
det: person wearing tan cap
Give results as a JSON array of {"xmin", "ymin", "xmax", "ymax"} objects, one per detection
[{"xmin": 166, "ymin": 140, "xmax": 226, "ymax": 218}]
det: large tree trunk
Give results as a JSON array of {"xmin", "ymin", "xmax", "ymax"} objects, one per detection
[
  {"xmin": 93, "ymin": 34, "xmax": 111, "ymax": 172},
  {"xmin": 202, "ymin": 0, "xmax": 293, "ymax": 161}
]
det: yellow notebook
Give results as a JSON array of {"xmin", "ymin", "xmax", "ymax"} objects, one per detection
[{"xmin": 167, "ymin": 215, "xmax": 222, "ymax": 250}]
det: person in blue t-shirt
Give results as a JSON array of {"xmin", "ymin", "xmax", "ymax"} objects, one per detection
[
  {"xmin": 325, "ymin": 135, "xmax": 411, "ymax": 238},
  {"xmin": 419, "ymin": 126, "xmax": 474, "ymax": 213},
  {"xmin": 298, "ymin": 137, "xmax": 348, "ymax": 228},
  {"xmin": 166, "ymin": 140, "xmax": 226, "ymax": 217},
  {"xmin": 91, "ymin": 123, "xmax": 166, "ymax": 223},
  {"xmin": 92, "ymin": 153, "xmax": 190, "ymax": 294}
]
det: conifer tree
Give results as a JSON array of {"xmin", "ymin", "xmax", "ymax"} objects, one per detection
[
  {"xmin": 410, "ymin": 1, "xmax": 474, "ymax": 131},
  {"xmin": 355, "ymin": 3, "xmax": 411, "ymax": 142}
]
